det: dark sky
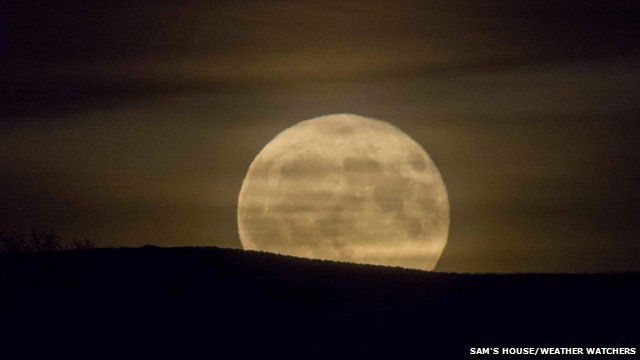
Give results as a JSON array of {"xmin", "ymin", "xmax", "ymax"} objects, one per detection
[{"xmin": 1, "ymin": 0, "xmax": 639, "ymax": 272}]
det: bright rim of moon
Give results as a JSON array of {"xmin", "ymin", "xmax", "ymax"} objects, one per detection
[{"xmin": 237, "ymin": 114, "xmax": 449, "ymax": 270}]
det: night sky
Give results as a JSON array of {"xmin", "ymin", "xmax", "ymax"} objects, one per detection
[{"xmin": 1, "ymin": 1, "xmax": 639, "ymax": 272}]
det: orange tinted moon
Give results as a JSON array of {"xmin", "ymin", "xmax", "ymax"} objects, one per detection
[{"xmin": 238, "ymin": 114, "xmax": 449, "ymax": 270}]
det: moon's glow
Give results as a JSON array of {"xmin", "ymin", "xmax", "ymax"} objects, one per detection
[{"xmin": 238, "ymin": 114, "xmax": 449, "ymax": 270}]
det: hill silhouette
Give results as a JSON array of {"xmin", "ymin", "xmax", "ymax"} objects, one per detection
[{"xmin": 1, "ymin": 246, "xmax": 638, "ymax": 358}]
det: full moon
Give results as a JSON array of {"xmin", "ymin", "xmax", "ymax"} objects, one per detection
[{"xmin": 238, "ymin": 114, "xmax": 449, "ymax": 270}]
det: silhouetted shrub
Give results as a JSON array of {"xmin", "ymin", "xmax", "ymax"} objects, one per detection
[
  {"xmin": 0, "ymin": 232, "xmax": 26, "ymax": 252},
  {"xmin": 0, "ymin": 230, "xmax": 96, "ymax": 252},
  {"xmin": 72, "ymin": 237, "xmax": 95, "ymax": 250}
]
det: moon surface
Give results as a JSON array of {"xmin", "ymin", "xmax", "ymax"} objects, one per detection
[{"xmin": 237, "ymin": 114, "xmax": 449, "ymax": 270}]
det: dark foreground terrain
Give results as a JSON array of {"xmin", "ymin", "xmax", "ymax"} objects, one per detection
[{"xmin": 1, "ymin": 247, "xmax": 638, "ymax": 359}]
